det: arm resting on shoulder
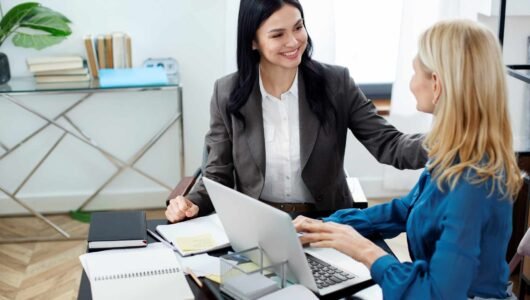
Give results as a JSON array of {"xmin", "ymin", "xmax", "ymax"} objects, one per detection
[{"xmin": 344, "ymin": 68, "xmax": 427, "ymax": 170}]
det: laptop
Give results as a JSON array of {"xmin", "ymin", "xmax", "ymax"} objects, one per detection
[{"xmin": 202, "ymin": 177, "xmax": 370, "ymax": 296}]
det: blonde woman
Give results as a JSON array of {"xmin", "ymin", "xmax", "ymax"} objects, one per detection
[{"xmin": 295, "ymin": 19, "xmax": 522, "ymax": 299}]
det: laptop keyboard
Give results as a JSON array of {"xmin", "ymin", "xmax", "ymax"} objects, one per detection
[{"xmin": 306, "ymin": 254, "xmax": 356, "ymax": 289}]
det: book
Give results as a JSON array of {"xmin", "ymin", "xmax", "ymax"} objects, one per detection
[
  {"xmin": 34, "ymin": 67, "xmax": 88, "ymax": 76},
  {"xmin": 26, "ymin": 56, "xmax": 83, "ymax": 65},
  {"xmin": 96, "ymin": 34, "xmax": 107, "ymax": 69},
  {"xmin": 156, "ymin": 214, "xmax": 230, "ymax": 256},
  {"xmin": 35, "ymin": 74, "xmax": 90, "ymax": 83},
  {"xmin": 88, "ymin": 211, "xmax": 148, "ymax": 250},
  {"xmin": 79, "ymin": 244, "xmax": 194, "ymax": 300},
  {"xmin": 98, "ymin": 67, "xmax": 168, "ymax": 88},
  {"xmin": 27, "ymin": 56, "xmax": 84, "ymax": 73},
  {"xmin": 112, "ymin": 32, "xmax": 126, "ymax": 69},
  {"xmin": 104, "ymin": 33, "xmax": 114, "ymax": 68},
  {"xmin": 83, "ymin": 34, "xmax": 99, "ymax": 78},
  {"xmin": 125, "ymin": 34, "xmax": 132, "ymax": 68}
]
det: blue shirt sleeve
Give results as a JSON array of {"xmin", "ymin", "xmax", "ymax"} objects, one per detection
[
  {"xmin": 323, "ymin": 171, "xmax": 427, "ymax": 238},
  {"xmin": 369, "ymin": 179, "xmax": 490, "ymax": 300}
]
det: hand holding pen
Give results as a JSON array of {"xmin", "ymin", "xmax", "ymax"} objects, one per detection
[
  {"xmin": 166, "ymin": 196, "xmax": 199, "ymax": 223},
  {"xmin": 165, "ymin": 169, "xmax": 201, "ymax": 223}
]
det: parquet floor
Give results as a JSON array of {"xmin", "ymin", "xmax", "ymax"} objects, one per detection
[{"xmin": 0, "ymin": 210, "xmax": 165, "ymax": 300}]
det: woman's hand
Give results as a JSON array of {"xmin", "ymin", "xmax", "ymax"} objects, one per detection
[
  {"xmin": 165, "ymin": 195, "xmax": 199, "ymax": 223},
  {"xmin": 293, "ymin": 215, "xmax": 323, "ymax": 233},
  {"xmin": 297, "ymin": 221, "xmax": 387, "ymax": 268}
]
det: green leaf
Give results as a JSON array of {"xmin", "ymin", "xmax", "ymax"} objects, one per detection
[
  {"xmin": 20, "ymin": 14, "xmax": 72, "ymax": 36},
  {"xmin": 12, "ymin": 32, "xmax": 66, "ymax": 50},
  {"xmin": 24, "ymin": 6, "xmax": 71, "ymax": 23},
  {"xmin": 69, "ymin": 210, "xmax": 91, "ymax": 223},
  {"xmin": 0, "ymin": 3, "xmax": 40, "ymax": 35}
]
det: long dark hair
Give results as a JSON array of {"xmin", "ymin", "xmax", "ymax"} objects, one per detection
[{"xmin": 228, "ymin": 0, "xmax": 335, "ymax": 128}]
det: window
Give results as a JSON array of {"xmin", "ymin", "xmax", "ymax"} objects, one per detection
[{"xmin": 302, "ymin": 0, "xmax": 403, "ymax": 99}]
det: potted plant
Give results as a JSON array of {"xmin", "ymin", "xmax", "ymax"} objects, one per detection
[{"xmin": 0, "ymin": 2, "xmax": 72, "ymax": 83}]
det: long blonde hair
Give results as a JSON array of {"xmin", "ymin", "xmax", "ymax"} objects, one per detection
[{"xmin": 418, "ymin": 19, "xmax": 522, "ymax": 198}]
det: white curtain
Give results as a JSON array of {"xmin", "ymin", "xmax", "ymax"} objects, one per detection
[{"xmin": 382, "ymin": 0, "xmax": 482, "ymax": 191}]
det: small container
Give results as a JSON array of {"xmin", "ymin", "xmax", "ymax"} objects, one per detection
[{"xmin": 220, "ymin": 247, "xmax": 287, "ymax": 300}]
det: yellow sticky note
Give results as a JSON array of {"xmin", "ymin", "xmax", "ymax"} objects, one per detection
[
  {"xmin": 236, "ymin": 262, "xmax": 274, "ymax": 275},
  {"xmin": 236, "ymin": 262, "xmax": 261, "ymax": 273},
  {"xmin": 174, "ymin": 233, "xmax": 215, "ymax": 252},
  {"xmin": 205, "ymin": 274, "xmax": 221, "ymax": 284}
]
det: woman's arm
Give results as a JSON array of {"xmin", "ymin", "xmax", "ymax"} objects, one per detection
[
  {"xmin": 186, "ymin": 79, "xmax": 236, "ymax": 216},
  {"xmin": 342, "ymin": 68, "xmax": 427, "ymax": 170},
  {"xmin": 302, "ymin": 179, "xmax": 491, "ymax": 299},
  {"xmin": 367, "ymin": 181, "xmax": 490, "ymax": 299},
  {"xmin": 323, "ymin": 170, "xmax": 427, "ymax": 238}
]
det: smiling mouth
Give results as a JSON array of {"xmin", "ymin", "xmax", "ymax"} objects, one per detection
[{"xmin": 281, "ymin": 48, "xmax": 299, "ymax": 58}]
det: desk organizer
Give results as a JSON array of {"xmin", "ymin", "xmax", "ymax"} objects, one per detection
[{"xmin": 220, "ymin": 247, "xmax": 287, "ymax": 300}]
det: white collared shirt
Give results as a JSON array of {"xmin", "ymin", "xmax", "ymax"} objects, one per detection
[{"xmin": 259, "ymin": 70, "xmax": 314, "ymax": 204}]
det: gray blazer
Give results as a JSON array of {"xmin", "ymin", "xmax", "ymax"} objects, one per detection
[{"xmin": 187, "ymin": 62, "xmax": 427, "ymax": 215}]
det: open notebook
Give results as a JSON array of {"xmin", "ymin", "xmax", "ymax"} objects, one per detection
[
  {"xmin": 79, "ymin": 244, "xmax": 193, "ymax": 300},
  {"xmin": 156, "ymin": 214, "xmax": 230, "ymax": 256}
]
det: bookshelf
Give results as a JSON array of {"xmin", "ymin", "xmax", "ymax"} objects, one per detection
[{"xmin": 0, "ymin": 76, "xmax": 183, "ymax": 242}]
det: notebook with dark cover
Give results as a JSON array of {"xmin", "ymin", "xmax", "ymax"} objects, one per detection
[{"xmin": 88, "ymin": 211, "xmax": 148, "ymax": 250}]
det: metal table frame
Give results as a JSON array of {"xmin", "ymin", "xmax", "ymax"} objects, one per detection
[{"xmin": 0, "ymin": 79, "xmax": 184, "ymax": 242}]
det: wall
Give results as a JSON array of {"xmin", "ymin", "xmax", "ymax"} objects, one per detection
[
  {"xmin": 479, "ymin": 14, "xmax": 530, "ymax": 152},
  {"xmin": 2, "ymin": 1, "xmax": 529, "ymax": 214},
  {"xmin": 0, "ymin": 0, "xmax": 227, "ymax": 214}
]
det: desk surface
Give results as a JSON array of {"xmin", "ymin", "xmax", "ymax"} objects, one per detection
[{"xmin": 78, "ymin": 218, "xmax": 392, "ymax": 300}]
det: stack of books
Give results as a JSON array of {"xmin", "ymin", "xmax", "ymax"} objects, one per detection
[
  {"xmin": 27, "ymin": 56, "xmax": 90, "ymax": 83},
  {"xmin": 84, "ymin": 32, "xmax": 133, "ymax": 79}
]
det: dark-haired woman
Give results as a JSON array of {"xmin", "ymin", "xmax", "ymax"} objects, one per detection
[{"xmin": 166, "ymin": 0, "xmax": 426, "ymax": 223}]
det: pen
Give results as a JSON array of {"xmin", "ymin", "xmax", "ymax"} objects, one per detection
[
  {"xmin": 147, "ymin": 228, "xmax": 178, "ymax": 252},
  {"xmin": 186, "ymin": 268, "xmax": 203, "ymax": 288}
]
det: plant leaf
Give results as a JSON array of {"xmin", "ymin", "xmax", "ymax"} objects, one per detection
[
  {"xmin": 20, "ymin": 15, "xmax": 72, "ymax": 36},
  {"xmin": 24, "ymin": 6, "xmax": 71, "ymax": 23},
  {"xmin": 12, "ymin": 32, "xmax": 66, "ymax": 50},
  {"xmin": 0, "ymin": 2, "xmax": 40, "ymax": 36}
]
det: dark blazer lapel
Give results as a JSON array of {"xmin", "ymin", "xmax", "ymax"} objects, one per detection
[
  {"xmin": 298, "ymin": 73, "xmax": 320, "ymax": 170},
  {"xmin": 240, "ymin": 79, "xmax": 266, "ymax": 177}
]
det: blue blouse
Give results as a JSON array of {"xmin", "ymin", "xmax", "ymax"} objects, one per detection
[{"xmin": 324, "ymin": 168, "xmax": 513, "ymax": 299}]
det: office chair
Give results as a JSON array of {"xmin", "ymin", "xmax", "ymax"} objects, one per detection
[{"xmin": 508, "ymin": 174, "xmax": 530, "ymax": 299}]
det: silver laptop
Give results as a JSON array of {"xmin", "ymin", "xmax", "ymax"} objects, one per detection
[{"xmin": 202, "ymin": 177, "xmax": 370, "ymax": 296}]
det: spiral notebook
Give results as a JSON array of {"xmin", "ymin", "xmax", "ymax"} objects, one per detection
[{"xmin": 79, "ymin": 244, "xmax": 193, "ymax": 300}]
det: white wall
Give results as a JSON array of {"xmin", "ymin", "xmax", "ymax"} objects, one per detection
[
  {"xmin": 2, "ymin": 1, "xmax": 529, "ymax": 214},
  {"xmin": 479, "ymin": 14, "xmax": 530, "ymax": 152},
  {"xmin": 0, "ymin": 0, "xmax": 227, "ymax": 214}
]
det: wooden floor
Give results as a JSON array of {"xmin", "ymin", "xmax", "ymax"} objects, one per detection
[
  {"xmin": 0, "ymin": 206, "xmax": 524, "ymax": 299},
  {"xmin": 0, "ymin": 210, "xmax": 165, "ymax": 300}
]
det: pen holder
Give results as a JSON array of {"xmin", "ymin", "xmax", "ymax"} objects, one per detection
[{"xmin": 220, "ymin": 247, "xmax": 287, "ymax": 300}]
